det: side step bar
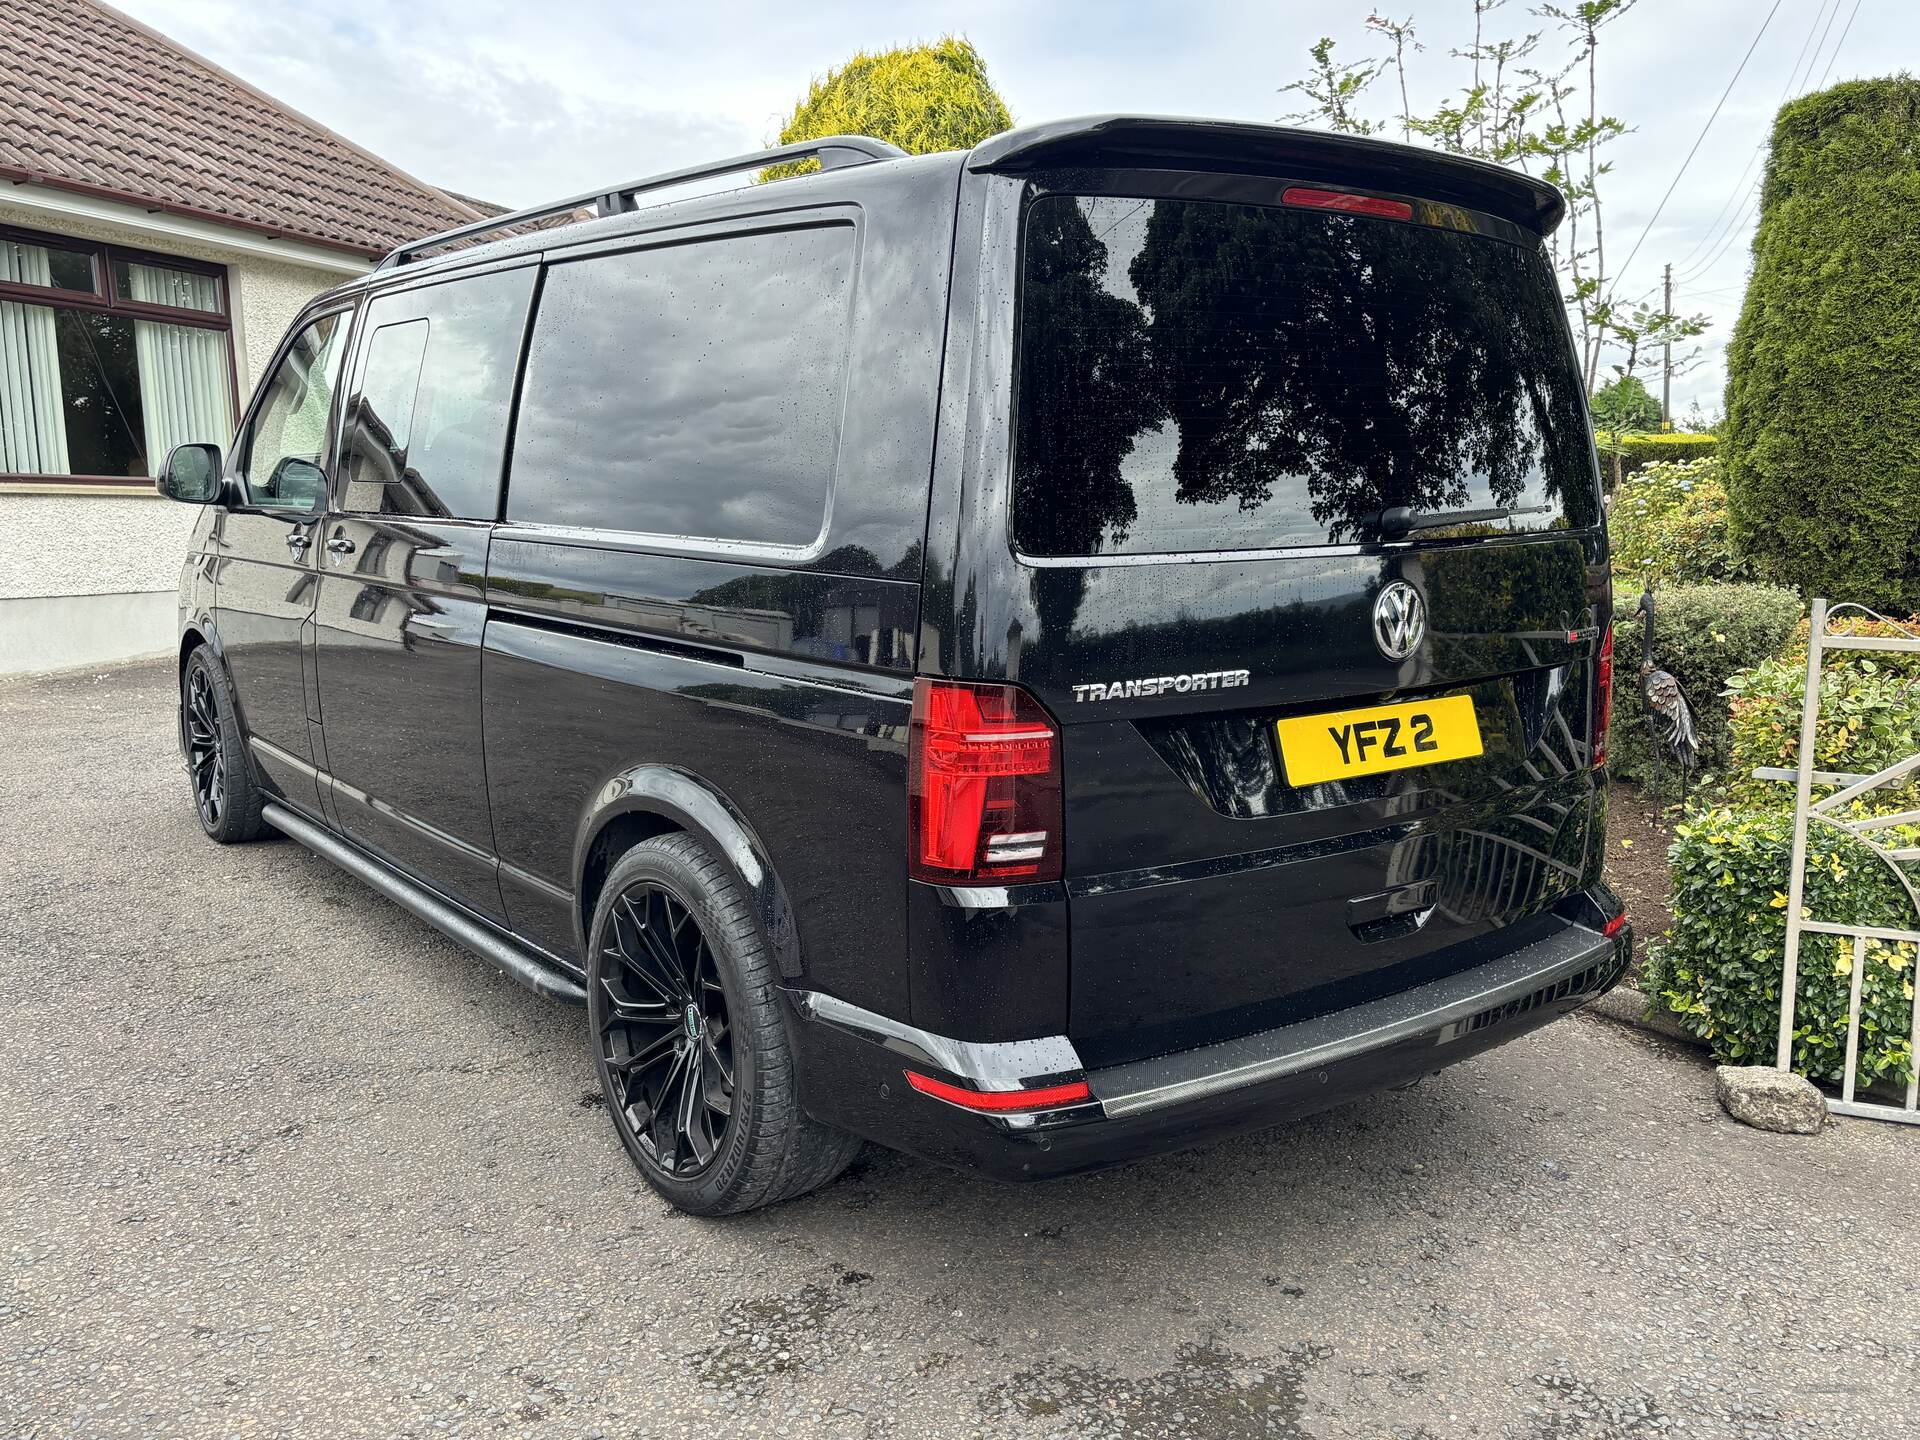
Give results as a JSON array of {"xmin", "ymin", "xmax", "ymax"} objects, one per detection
[{"xmin": 261, "ymin": 802, "xmax": 587, "ymax": 1006}]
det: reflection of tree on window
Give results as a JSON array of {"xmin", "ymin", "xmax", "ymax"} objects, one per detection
[
  {"xmin": 1014, "ymin": 195, "xmax": 1595, "ymax": 563},
  {"xmin": 1130, "ymin": 202, "xmax": 1588, "ymax": 541},
  {"xmin": 1012, "ymin": 198, "xmax": 1168, "ymax": 644},
  {"xmin": 1012, "ymin": 199, "xmax": 1166, "ymax": 555}
]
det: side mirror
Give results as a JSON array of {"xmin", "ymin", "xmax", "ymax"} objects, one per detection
[{"xmin": 157, "ymin": 443, "xmax": 223, "ymax": 504}]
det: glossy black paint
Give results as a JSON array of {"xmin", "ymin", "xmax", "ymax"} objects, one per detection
[
  {"xmin": 923, "ymin": 153, "xmax": 1610, "ymax": 1065},
  {"xmin": 479, "ymin": 538, "xmax": 915, "ymax": 1011},
  {"xmin": 208, "ymin": 504, "xmax": 323, "ymax": 807},
  {"xmin": 786, "ymin": 920, "xmax": 1631, "ymax": 1182},
  {"xmin": 168, "ymin": 116, "xmax": 1620, "ymax": 1188},
  {"xmin": 314, "ymin": 517, "xmax": 503, "ymax": 919}
]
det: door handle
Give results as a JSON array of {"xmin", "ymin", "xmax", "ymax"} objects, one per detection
[
  {"xmin": 327, "ymin": 536, "xmax": 357, "ymax": 555},
  {"xmin": 285, "ymin": 533, "xmax": 311, "ymax": 557}
]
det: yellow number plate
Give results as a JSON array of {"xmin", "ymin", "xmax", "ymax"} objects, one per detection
[{"xmin": 1275, "ymin": 694, "xmax": 1483, "ymax": 786}]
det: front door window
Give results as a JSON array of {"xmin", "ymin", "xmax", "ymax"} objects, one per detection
[{"xmin": 240, "ymin": 312, "xmax": 348, "ymax": 510}]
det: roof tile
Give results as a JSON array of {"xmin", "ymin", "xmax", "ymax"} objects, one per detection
[{"xmin": 0, "ymin": 0, "xmax": 479, "ymax": 256}]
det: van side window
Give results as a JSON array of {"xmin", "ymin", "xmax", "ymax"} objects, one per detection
[
  {"xmin": 339, "ymin": 267, "xmax": 535, "ymax": 521},
  {"xmin": 240, "ymin": 310, "xmax": 348, "ymax": 510},
  {"xmin": 507, "ymin": 224, "xmax": 855, "ymax": 547}
]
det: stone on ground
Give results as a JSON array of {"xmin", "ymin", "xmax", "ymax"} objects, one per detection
[{"xmin": 1714, "ymin": 1065, "xmax": 1827, "ymax": 1135}]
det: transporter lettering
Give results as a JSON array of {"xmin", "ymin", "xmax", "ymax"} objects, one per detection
[{"xmin": 1071, "ymin": 669, "xmax": 1251, "ymax": 703}]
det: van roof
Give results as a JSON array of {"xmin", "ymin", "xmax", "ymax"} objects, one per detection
[{"xmin": 315, "ymin": 115, "xmax": 1565, "ymax": 309}]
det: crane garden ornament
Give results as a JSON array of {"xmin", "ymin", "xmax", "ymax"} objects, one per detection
[{"xmin": 1635, "ymin": 583, "xmax": 1700, "ymax": 804}]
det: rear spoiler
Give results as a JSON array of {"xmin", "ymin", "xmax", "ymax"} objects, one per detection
[{"xmin": 967, "ymin": 115, "xmax": 1565, "ymax": 236}]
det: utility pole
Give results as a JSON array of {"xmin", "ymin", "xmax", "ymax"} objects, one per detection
[{"xmin": 1661, "ymin": 262, "xmax": 1673, "ymax": 427}]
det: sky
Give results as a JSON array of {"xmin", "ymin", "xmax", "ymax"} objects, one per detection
[{"xmin": 117, "ymin": 0, "xmax": 1885, "ymax": 417}]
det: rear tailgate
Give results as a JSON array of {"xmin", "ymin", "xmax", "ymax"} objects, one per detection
[
  {"xmin": 1029, "ymin": 545, "xmax": 1605, "ymax": 1065},
  {"xmin": 979, "ymin": 156, "xmax": 1609, "ymax": 1067}
]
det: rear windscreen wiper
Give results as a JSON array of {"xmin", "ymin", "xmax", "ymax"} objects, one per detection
[{"xmin": 1373, "ymin": 503, "xmax": 1551, "ymax": 538}]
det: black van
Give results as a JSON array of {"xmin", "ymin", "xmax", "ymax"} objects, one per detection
[{"xmin": 160, "ymin": 117, "xmax": 1628, "ymax": 1215}]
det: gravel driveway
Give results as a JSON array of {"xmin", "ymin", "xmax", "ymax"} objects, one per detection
[{"xmin": 3, "ymin": 660, "xmax": 1916, "ymax": 1440}]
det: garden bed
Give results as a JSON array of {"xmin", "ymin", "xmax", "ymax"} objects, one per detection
[{"xmin": 1603, "ymin": 780, "xmax": 1677, "ymax": 986}]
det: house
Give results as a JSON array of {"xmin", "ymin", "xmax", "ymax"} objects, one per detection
[{"xmin": 0, "ymin": 0, "xmax": 485, "ymax": 673}]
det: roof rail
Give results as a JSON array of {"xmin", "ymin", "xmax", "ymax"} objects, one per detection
[{"xmin": 375, "ymin": 134, "xmax": 907, "ymax": 272}]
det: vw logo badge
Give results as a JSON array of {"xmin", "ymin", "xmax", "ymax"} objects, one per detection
[{"xmin": 1373, "ymin": 581, "xmax": 1426, "ymax": 661}]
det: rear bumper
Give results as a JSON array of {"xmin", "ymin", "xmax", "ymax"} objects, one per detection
[{"xmin": 787, "ymin": 913, "xmax": 1629, "ymax": 1182}]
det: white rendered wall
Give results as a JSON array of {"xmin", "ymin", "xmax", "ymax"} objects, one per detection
[{"xmin": 0, "ymin": 198, "xmax": 361, "ymax": 672}]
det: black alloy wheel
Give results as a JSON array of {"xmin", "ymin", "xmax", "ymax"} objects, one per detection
[
  {"xmin": 184, "ymin": 664, "xmax": 226, "ymax": 829},
  {"xmin": 180, "ymin": 648, "xmax": 266, "ymax": 844},
  {"xmin": 585, "ymin": 833, "xmax": 861, "ymax": 1215},
  {"xmin": 596, "ymin": 881, "xmax": 736, "ymax": 1177}
]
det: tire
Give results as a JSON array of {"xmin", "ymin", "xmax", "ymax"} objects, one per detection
[
  {"xmin": 180, "ymin": 647, "xmax": 267, "ymax": 844},
  {"xmin": 587, "ymin": 833, "xmax": 861, "ymax": 1216}
]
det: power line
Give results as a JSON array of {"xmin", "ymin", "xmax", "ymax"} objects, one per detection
[
  {"xmin": 1812, "ymin": 0, "xmax": 1865, "ymax": 90},
  {"xmin": 1611, "ymin": 0, "xmax": 1785, "ymax": 296},
  {"xmin": 1805, "ymin": 0, "xmax": 1851, "ymax": 90},
  {"xmin": 1671, "ymin": 0, "xmax": 1834, "ymax": 272},
  {"xmin": 1674, "ymin": 0, "xmax": 1868, "ymax": 288},
  {"xmin": 1675, "ymin": 182, "xmax": 1761, "ymax": 283}
]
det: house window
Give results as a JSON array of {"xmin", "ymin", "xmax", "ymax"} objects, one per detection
[{"xmin": 0, "ymin": 224, "xmax": 235, "ymax": 486}]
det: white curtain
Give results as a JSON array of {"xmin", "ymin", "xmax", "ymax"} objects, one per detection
[
  {"xmin": 0, "ymin": 244, "xmax": 71, "ymax": 474},
  {"xmin": 127, "ymin": 262, "xmax": 233, "ymax": 472}
]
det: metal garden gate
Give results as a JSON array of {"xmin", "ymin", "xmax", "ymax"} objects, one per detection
[{"xmin": 1760, "ymin": 600, "xmax": 1920, "ymax": 1125}]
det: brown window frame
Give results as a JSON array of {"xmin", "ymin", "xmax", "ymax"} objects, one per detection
[{"xmin": 0, "ymin": 221, "xmax": 241, "ymax": 489}]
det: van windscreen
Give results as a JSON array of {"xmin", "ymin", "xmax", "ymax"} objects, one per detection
[{"xmin": 1012, "ymin": 193, "xmax": 1597, "ymax": 557}]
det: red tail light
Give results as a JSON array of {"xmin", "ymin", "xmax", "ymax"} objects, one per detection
[
  {"xmin": 1592, "ymin": 624, "xmax": 1615, "ymax": 770},
  {"xmin": 904, "ymin": 1070, "xmax": 1091, "ymax": 1113},
  {"xmin": 908, "ymin": 677, "xmax": 1062, "ymax": 884},
  {"xmin": 1282, "ymin": 186, "xmax": 1413, "ymax": 221},
  {"xmin": 1603, "ymin": 909, "xmax": 1629, "ymax": 939}
]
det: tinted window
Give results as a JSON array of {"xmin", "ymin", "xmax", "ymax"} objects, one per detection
[
  {"xmin": 340, "ymin": 268, "xmax": 534, "ymax": 520},
  {"xmin": 508, "ymin": 224, "xmax": 854, "ymax": 546},
  {"xmin": 242, "ymin": 311, "xmax": 348, "ymax": 509},
  {"xmin": 1013, "ymin": 195, "xmax": 1597, "ymax": 557}
]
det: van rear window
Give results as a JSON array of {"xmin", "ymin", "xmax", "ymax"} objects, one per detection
[{"xmin": 1012, "ymin": 194, "xmax": 1597, "ymax": 557}]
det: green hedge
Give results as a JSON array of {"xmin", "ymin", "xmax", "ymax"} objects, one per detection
[
  {"xmin": 1646, "ymin": 808, "xmax": 1917, "ymax": 1086},
  {"xmin": 1722, "ymin": 78, "xmax": 1920, "ymax": 613},
  {"xmin": 762, "ymin": 38, "xmax": 1012, "ymax": 180},
  {"xmin": 1607, "ymin": 457, "xmax": 1747, "ymax": 586},
  {"xmin": 1594, "ymin": 431, "xmax": 1717, "ymax": 486},
  {"xmin": 1608, "ymin": 583, "xmax": 1802, "ymax": 786},
  {"xmin": 1725, "ymin": 617, "xmax": 1920, "ymax": 808}
]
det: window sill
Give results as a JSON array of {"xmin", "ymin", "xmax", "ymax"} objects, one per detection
[{"xmin": 0, "ymin": 478, "xmax": 163, "ymax": 498}]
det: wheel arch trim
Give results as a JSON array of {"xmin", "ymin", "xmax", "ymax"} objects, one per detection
[
  {"xmin": 571, "ymin": 765, "xmax": 802, "ymax": 979},
  {"xmin": 178, "ymin": 611, "xmax": 224, "ymax": 671}
]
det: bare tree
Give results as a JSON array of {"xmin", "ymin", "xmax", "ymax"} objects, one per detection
[
  {"xmin": 1277, "ymin": 0, "xmax": 1669, "ymax": 392},
  {"xmin": 1364, "ymin": 14, "xmax": 1424, "ymax": 141}
]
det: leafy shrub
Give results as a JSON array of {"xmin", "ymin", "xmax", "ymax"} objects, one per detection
[
  {"xmin": 1725, "ymin": 616, "xmax": 1920, "ymax": 807},
  {"xmin": 1607, "ymin": 457, "xmax": 1746, "ymax": 586},
  {"xmin": 1608, "ymin": 583, "xmax": 1801, "ymax": 785},
  {"xmin": 1589, "ymin": 374, "xmax": 1661, "ymax": 432},
  {"xmin": 1722, "ymin": 79, "xmax": 1920, "ymax": 613},
  {"xmin": 763, "ymin": 38, "xmax": 1012, "ymax": 180},
  {"xmin": 1645, "ymin": 807, "xmax": 1917, "ymax": 1087}
]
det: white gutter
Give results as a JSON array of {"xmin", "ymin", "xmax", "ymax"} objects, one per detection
[{"xmin": 1, "ymin": 181, "xmax": 372, "ymax": 277}]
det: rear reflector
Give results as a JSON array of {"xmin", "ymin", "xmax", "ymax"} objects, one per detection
[
  {"xmin": 1593, "ymin": 624, "xmax": 1615, "ymax": 770},
  {"xmin": 908, "ymin": 678, "xmax": 1063, "ymax": 884},
  {"xmin": 1603, "ymin": 909, "xmax": 1629, "ymax": 939},
  {"xmin": 904, "ymin": 1070, "xmax": 1092, "ymax": 1113},
  {"xmin": 1282, "ymin": 185, "xmax": 1413, "ymax": 221}
]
